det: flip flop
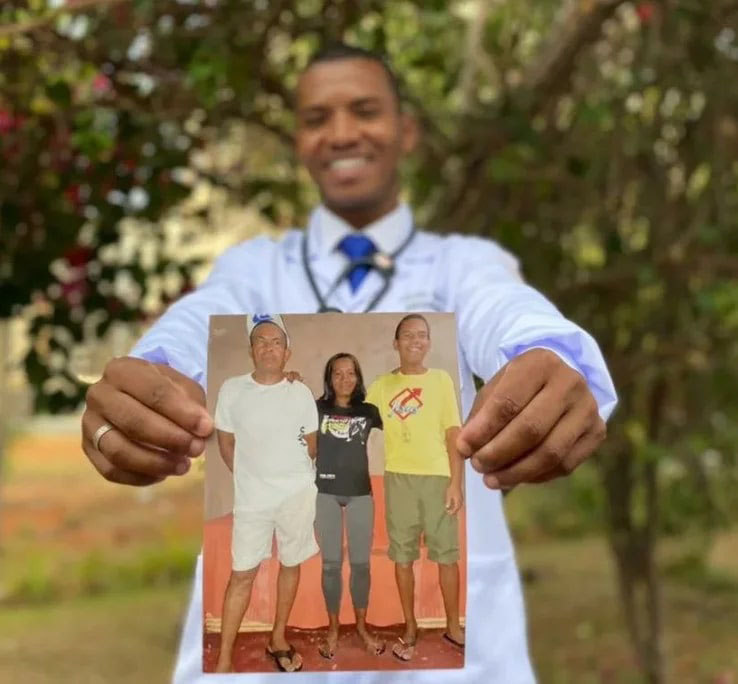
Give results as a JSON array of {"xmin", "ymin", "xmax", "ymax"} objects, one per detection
[
  {"xmin": 443, "ymin": 632, "xmax": 466, "ymax": 650},
  {"xmin": 391, "ymin": 637, "xmax": 417, "ymax": 662},
  {"xmin": 265, "ymin": 644, "xmax": 302, "ymax": 673}
]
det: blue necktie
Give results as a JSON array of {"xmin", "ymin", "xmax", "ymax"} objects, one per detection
[{"xmin": 337, "ymin": 234, "xmax": 377, "ymax": 293}]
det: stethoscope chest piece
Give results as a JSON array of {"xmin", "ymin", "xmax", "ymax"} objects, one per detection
[{"xmin": 372, "ymin": 252, "xmax": 394, "ymax": 274}]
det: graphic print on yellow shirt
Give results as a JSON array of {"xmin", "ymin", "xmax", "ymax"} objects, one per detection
[
  {"xmin": 366, "ymin": 368, "xmax": 461, "ymax": 476},
  {"xmin": 388, "ymin": 387, "xmax": 424, "ymax": 421}
]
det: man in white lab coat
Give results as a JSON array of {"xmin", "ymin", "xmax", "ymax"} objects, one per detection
[{"xmin": 82, "ymin": 43, "xmax": 616, "ymax": 683}]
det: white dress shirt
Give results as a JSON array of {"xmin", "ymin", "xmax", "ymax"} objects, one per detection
[{"xmin": 131, "ymin": 202, "xmax": 617, "ymax": 684}]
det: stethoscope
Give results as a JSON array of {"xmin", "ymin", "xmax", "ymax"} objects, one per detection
[{"xmin": 302, "ymin": 227, "xmax": 418, "ymax": 313}]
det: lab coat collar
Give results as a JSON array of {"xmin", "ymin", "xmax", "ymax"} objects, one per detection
[{"xmin": 310, "ymin": 202, "xmax": 414, "ymax": 257}]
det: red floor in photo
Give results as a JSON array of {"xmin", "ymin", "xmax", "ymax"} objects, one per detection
[{"xmin": 203, "ymin": 625, "xmax": 465, "ymax": 673}]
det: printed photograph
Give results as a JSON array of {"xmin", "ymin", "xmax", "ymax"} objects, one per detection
[{"xmin": 203, "ymin": 312, "xmax": 467, "ymax": 674}]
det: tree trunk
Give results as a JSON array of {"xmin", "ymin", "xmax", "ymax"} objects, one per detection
[
  {"xmin": 642, "ymin": 459, "xmax": 665, "ymax": 684},
  {"xmin": 0, "ymin": 318, "xmax": 9, "ymax": 544},
  {"xmin": 600, "ymin": 374, "xmax": 667, "ymax": 684},
  {"xmin": 602, "ymin": 452, "xmax": 665, "ymax": 684}
]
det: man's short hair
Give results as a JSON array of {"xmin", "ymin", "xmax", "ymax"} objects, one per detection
[
  {"xmin": 304, "ymin": 42, "xmax": 403, "ymax": 107},
  {"xmin": 394, "ymin": 314, "xmax": 430, "ymax": 340}
]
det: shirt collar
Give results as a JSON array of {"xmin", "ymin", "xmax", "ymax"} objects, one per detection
[
  {"xmin": 246, "ymin": 372, "xmax": 287, "ymax": 388},
  {"xmin": 310, "ymin": 202, "xmax": 413, "ymax": 256}
]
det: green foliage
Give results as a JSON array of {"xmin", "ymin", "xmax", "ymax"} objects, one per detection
[
  {"xmin": 663, "ymin": 552, "xmax": 738, "ymax": 594},
  {"xmin": 507, "ymin": 463, "xmax": 607, "ymax": 540},
  {"xmin": 4, "ymin": 539, "xmax": 199, "ymax": 606}
]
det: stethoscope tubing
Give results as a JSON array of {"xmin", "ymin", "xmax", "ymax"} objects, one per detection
[{"xmin": 301, "ymin": 227, "xmax": 418, "ymax": 313}]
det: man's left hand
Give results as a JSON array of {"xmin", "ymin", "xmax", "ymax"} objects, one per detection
[{"xmin": 457, "ymin": 349, "xmax": 607, "ymax": 490}]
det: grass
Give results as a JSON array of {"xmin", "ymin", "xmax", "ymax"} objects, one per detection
[
  {"xmin": 5, "ymin": 540, "xmax": 199, "ymax": 605},
  {"xmin": 509, "ymin": 488, "xmax": 738, "ymax": 684},
  {"xmin": 0, "ymin": 582, "xmax": 191, "ymax": 684},
  {"xmin": 1, "ymin": 429, "xmax": 200, "ymax": 683}
]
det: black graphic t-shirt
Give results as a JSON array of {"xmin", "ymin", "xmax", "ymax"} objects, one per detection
[{"xmin": 315, "ymin": 399, "xmax": 383, "ymax": 496}]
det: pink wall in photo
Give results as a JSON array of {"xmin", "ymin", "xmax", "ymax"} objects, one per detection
[{"xmin": 204, "ymin": 313, "xmax": 467, "ymax": 630}]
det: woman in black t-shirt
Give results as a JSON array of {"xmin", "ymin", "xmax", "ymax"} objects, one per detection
[{"xmin": 315, "ymin": 352, "xmax": 385, "ymax": 659}]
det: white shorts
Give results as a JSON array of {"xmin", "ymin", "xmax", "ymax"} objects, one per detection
[{"xmin": 231, "ymin": 483, "xmax": 319, "ymax": 571}]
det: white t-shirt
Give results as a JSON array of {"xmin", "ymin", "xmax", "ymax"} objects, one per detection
[{"xmin": 214, "ymin": 373, "xmax": 319, "ymax": 511}]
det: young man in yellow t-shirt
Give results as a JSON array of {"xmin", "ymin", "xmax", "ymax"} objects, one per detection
[{"xmin": 366, "ymin": 314, "xmax": 465, "ymax": 662}]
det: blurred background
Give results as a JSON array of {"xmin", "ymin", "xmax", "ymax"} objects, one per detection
[{"xmin": 1, "ymin": 1, "xmax": 737, "ymax": 682}]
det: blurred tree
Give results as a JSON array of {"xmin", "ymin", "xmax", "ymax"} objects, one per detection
[{"xmin": 1, "ymin": 1, "xmax": 737, "ymax": 682}]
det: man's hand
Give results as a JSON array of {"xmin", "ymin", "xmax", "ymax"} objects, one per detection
[
  {"xmin": 82, "ymin": 357, "xmax": 214, "ymax": 486},
  {"xmin": 444, "ymin": 482, "xmax": 464, "ymax": 515},
  {"xmin": 457, "ymin": 349, "xmax": 607, "ymax": 490}
]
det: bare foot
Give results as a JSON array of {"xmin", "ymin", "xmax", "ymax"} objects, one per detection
[
  {"xmin": 356, "ymin": 626, "xmax": 385, "ymax": 656},
  {"xmin": 318, "ymin": 626, "xmax": 339, "ymax": 659},
  {"xmin": 214, "ymin": 658, "xmax": 234, "ymax": 673}
]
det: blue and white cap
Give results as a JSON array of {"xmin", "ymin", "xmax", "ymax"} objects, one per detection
[{"xmin": 246, "ymin": 313, "xmax": 289, "ymax": 347}]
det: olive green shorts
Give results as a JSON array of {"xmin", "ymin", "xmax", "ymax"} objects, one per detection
[{"xmin": 384, "ymin": 472, "xmax": 460, "ymax": 564}]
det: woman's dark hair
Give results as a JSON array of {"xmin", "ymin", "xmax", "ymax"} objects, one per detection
[{"xmin": 319, "ymin": 352, "xmax": 367, "ymax": 406}]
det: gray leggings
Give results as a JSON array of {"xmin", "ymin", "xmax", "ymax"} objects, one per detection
[{"xmin": 314, "ymin": 493, "xmax": 374, "ymax": 615}]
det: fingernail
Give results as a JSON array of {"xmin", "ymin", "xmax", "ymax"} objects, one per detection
[
  {"xmin": 484, "ymin": 475, "xmax": 500, "ymax": 489},
  {"xmin": 175, "ymin": 459, "xmax": 190, "ymax": 476},
  {"xmin": 195, "ymin": 414, "xmax": 213, "ymax": 437},
  {"xmin": 470, "ymin": 457, "xmax": 484, "ymax": 473},
  {"xmin": 189, "ymin": 438, "xmax": 205, "ymax": 457}
]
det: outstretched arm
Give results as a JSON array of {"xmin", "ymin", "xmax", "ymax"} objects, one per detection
[
  {"xmin": 82, "ymin": 244, "xmax": 258, "ymax": 487},
  {"xmin": 447, "ymin": 236, "xmax": 616, "ymax": 489}
]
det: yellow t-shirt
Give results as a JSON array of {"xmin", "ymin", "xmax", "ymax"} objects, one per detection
[{"xmin": 366, "ymin": 368, "xmax": 461, "ymax": 476}]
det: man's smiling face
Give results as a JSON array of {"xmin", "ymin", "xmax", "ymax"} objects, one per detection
[
  {"xmin": 393, "ymin": 316, "xmax": 430, "ymax": 365},
  {"xmin": 295, "ymin": 57, "xmax": 417, "ymax": 227}
]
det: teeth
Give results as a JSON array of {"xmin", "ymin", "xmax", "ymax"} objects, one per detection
[{"xmin": 330, "ymin": 158, "xmax": 366, "ymax": 170}]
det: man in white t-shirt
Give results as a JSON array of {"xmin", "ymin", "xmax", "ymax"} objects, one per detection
[{"xmin": 213, "ymin": 314, "xmax": 319, "ymax": 674}]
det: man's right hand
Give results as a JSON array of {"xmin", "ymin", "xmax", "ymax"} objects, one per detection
[{"xmin": 82, "ymin": 357, "xmax": 214, "ymax": 486}]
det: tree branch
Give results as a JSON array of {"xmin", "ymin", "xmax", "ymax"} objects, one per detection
[
  {"xmin": 0, "ymin": 0, "xmax": 130, "ymax": 39},
  {"xmin": 558, "ymin": 252, "xmax": 738, "ymax": 294},
  {"xmin": 458, "ymin": 0, "xmax": 499, "ymax": 111},
  {"xmin": 520, "ymin": 0, "xmax": 629, "ymax": 112},
  {"xmin": 435, "ymin": 0, "xmax": 646, "ymax": 226}
]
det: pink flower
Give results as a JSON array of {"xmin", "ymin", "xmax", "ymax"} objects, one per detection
[
  {"xmin": 64, "ymin": 185, "xmax": 82, "ymax": 207},
  {"xmin": 92, "ymin": 73, "xmax": 113, "ymax": 95},
  {"xmin": 636, "ymin": 2, "xmax": 656, "ymax": 24},
  {"xmin": 0, "ymin": 109, "xmax": 15, "ymax": 133}
]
